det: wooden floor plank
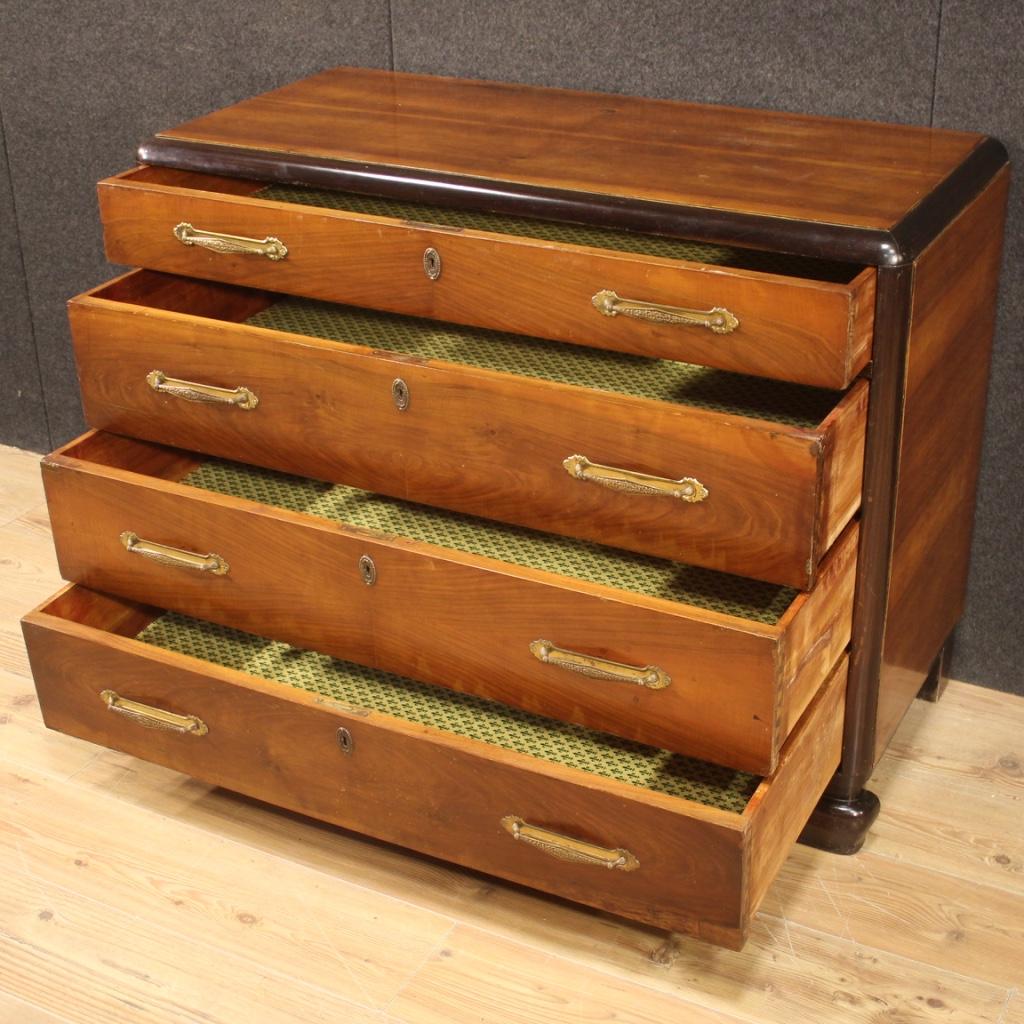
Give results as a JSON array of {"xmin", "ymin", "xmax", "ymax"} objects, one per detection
[
  {"xmin": 1000, "ymin": 992, "xmax": 1024, "ymax": 1024},
  {"xmin": 388, "ymin": 926, "xmax": 746, "ymax": 1024},
  {"xmin": 0, "ymin": 445, "xmax": 45, "ymax": 527},
  {"xmin": 877, "ymin": 684, "xmax": 1024, "ymax": 799},
  {"xmin": 0, "ymin": 868, "xmax": 391, "ymax": 1024},
  {"xmin": 0, "ymin": 762, "xmax": 458, "ymax": 1013},
  {"xmin": 867, "ymin": 763, "xmax": 1024, "ymax": 895},
  {"xmin": 434, "ymin": 880, "xmax": 1010, "ymax": 1024},
  {"xmin": 763, "ymin": 844, "xmax": 1024, "ymax": 989},
  {"xmin": 0, "ymin": 441, "xmax": 1022, "ymax": 1023},
  {"xmin": 0, "ymin": 988, "xmax": 72, "ymax": 1024}
]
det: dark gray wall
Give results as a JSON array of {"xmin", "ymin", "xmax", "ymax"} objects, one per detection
[{"xmin": 0, "ymin": 1, "xmax": 1020, "ymax": 692}]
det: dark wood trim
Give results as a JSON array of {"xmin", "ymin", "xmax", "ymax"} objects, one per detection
[
  {"xmin": 136, "ymin": 136, "xmax": 1007, "ymax": 267},
  {"xmin": 798, "ymin": 789, "xmax": 880, "ymax": 855},
  {"xmin": 889, "ymin": 137, "xmax": 1009, "ymax": 261},
  {"xmin": 825, "ymin": 264, "xmax": 914, "ymax": 801},
  {"xmin": 916, "ymin": 629, "xmax": 956, "ymax": 703}
]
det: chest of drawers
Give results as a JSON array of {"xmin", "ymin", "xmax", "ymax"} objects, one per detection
[{"xmin": 22, "ymin": 67, "xmax": 1009, "ymax": 949}]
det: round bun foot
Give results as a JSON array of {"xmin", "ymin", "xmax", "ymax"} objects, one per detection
[{"xmin": 798, "ymin": 789, "xmax": 881, "ymax": 855}]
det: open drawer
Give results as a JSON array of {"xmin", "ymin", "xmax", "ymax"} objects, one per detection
[
  {"xmin": 98, "ymin": 166, "xmax": 876, "ymax": 389},
  {"xmin": 69, "ymin": 270, "xmax": 868, "ymax": 588},
  {"xmin": 40, "ymin": 431, "xmax": 857, "ymax": 774},
  {"xmin": 23, "ymin": 583, "xmax": 847, "ymax": 949}
]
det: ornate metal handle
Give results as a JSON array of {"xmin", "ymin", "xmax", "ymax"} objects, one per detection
[
  {"xmin": 563, "ymin": 455, "xmax": 708, "ymax": 503},
  {"xmin": 500, "ymin": 816, "xmax": 639, "ymax": 871},
  {"xmin": 147, "ymin": 370, "xmax": 259, "ymax": 410},
  {"xmin": 529, "ymin": 640, "xmax": 671, "ymax": 690},
  {"xmin": 592, "ymin": 289, "xmax": 739, "ymax": 334},
  {"xmin": 120, "ymin": 531, "xmax": 229, "ymax": 575},
  {"xmin": 101, "ymin": 690, "xmax": 208, "ymax": 736},
  {"xmin": 173, "ymin": 221, "xmax": 288, "ymax": 261}
]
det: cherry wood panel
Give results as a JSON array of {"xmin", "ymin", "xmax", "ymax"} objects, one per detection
[
  {"xmin": 745, "ymin": 657, "xmax": 847, "ymax": 919},
  {"xmin": 69, "ymin": 270, "xmax": 867, "ymax": 587},
  {"xmin": 98, "ymin": 167, "xmax": 876, "ymax": 389},
  {"xmin": 774, "ymin": 529, "xmax": 858, "ymax": 748},
  {"xmin": 39, "ymin": 431, "xmax": 859, "ymax": 774},
  {"xmin": 873, "ymin": 170, "xmax": 1011, "ymax": 762},
  {"xmin": 22, "ymin": 584, "xmax": 847, "ymax": 949},
  {"xmin": 147, "ymin": 67, "xmax": 982, "ymax": 231}
]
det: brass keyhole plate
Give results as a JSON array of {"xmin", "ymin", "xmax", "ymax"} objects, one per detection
[
  {"xmin": 423, "ymin": 247, "xmax": 442, "ymax": 280},
  {"xmin": 337, "ymin": 727, "xmax": 354, "ymax": 754},
  {"xmin": 392, "ymin": 378, "xmax": 410, "ymax": 411},
  {"xmin": 358, "ymin": 554, "xmax": 377, "ymax": 586}
]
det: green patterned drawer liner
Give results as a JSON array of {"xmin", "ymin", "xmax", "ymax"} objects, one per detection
[
  {"xmin": 180, "ymin": 458, "xmax": 796, "ymax": 625},
  {"xmin": 245, "ymin": 297, "xmax": 839, "ymax": 430},
  {"xmin": 136, "ymin": 611, "xmax": 761, "ymax": 812},
  {"xmin": 256, "ymin": 183, "xmax": 859, "ymax": 284}
]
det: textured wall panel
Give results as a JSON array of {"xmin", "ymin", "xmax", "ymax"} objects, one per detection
[
  {"xmin": 391, "ymin": 0, "xmax": 940, "ymax": 122},
  {"xmin": 932, "ymin": 0, "xmax": 1024, "ymax": 693},
  {"xmin": 0, "ymin": 0, "xmax": 1020, "ymax": 692},
  {"xmin": 0, "ymin": 106, "xmax": 48, "ymax": 452},
  {"xmin": 0, "ymin": 0, "xmax": 390, "ymax": 446}
]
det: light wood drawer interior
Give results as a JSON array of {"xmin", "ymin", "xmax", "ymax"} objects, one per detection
[{"xmin": 24, "ymin": 584, "xmax": 847, "ymax": 948}]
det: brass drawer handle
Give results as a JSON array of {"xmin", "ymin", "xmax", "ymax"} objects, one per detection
[
  {"xmin": 147, "ymin": 370, "xmax": 259, "ymax": 410},
  {"xmin": 529, "ymin": 639, "xmax": 671, "ymax": 690},
  {"xmin": 501, "ymin": 816, "xmax": 639, "ymax": 871},
  {"xmin": 592, "ymin": 289, "xmax": 739, "ymax": 334},
  {"xmin": 101, "ymin": 690, "xmax": 208, "ymax": 736},
  {"xmin": 120, "ymin": 531, "xmax": 229, "ymax": 575},
  {"xmin": 173, "ymin": 221, "xmax": 288, "ymax": 261},
  {"xmin": 563, "ymin": 455, "xmax": 708, "ymax": 503}
]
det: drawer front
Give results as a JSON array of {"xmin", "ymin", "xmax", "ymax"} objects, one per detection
[
  {"xmin": 99, "ymin": 171, "xmax": 875, "ymax": 389},
  {"xmin": 23, "ymin": 586, "xmax": 847, "ymax": 948},
  {"xmin": 41, "ymin": 432, "xmax": 859, "ymax": 774},
  {"xmin": 69, "ymin": 274, "xmax": 868, "ymax": 588}
]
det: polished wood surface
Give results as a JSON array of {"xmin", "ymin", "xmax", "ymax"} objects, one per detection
[
  {"xmin": 744, "ymin": 659, "xmax": 849, "ymax": 920},
  {"xmin": 816, "ymin": 262, "xmax": 915, "ymax": 815},
  {"xmin": 149, "ymin": 67, "xmax": 982, "ymax": 232},
  {"xmin": 40, "ymin": 431, "xmax": 858, "ymax": 773},
  {"xmin": 69, "ymin": 270, "xmax": 867, "ymax": 587},
  {"xmin": 873, "ymin": 169, "xmax": 1010, "ymax": 761},
  {"xmin": 3, "ymin": 450, "xmax": 1021, "ymax": 1019},
  {"xmin": 23, "ymin": 582, "xmax": 845, "ymax": 948},
  {"xmin": 99, "ymin": 167, "xmax": 876, "ymax": 389}
]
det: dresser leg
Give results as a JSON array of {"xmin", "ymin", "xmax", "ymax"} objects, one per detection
[
  {"xmin": 797, "ymin": 789, "xmax": 881, "ymax": 855},
  {"xmin": 916, "ymin": 631, "xmax": 956, "ymax": 703}
]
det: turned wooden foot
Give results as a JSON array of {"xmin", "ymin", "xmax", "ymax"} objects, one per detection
[{"xmin": 798, "ymin": 789, "xmax": 881, "ymax": 855}]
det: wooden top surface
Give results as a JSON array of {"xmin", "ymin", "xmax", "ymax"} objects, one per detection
[
  {"xmin": 142, "ymin": 67, "xmax": 1005, "ymax": 263},
  {"xmin": 152, "ymin": 67, "xmax": 983, "ymax": 228}
]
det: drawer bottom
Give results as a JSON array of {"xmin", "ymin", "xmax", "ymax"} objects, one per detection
[{"xmin": 23, "ymin": 584, "xmax": 845, "ymax": 948}]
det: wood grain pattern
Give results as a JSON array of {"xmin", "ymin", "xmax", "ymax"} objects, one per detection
[
  {"xmin": 149, "ymin": 67, "xmax": 982, "ymax": 231},
  {"xmin": 743, "ymin": 666, "xmax": 846, "ymax": 920},
  {"xmin": 98, "ymin": 167, "xmax": 875, "ymax": 389},
  {"xmin": 386, "ymin": 928, "xmax": 746, "ymax": 1024},
  {"xmin": 22, "ymin": 584, "xmax": 846, "ymax": 949},
  {"xmin": 68, "ymin": 270, "xmax": 867, "ymax": 587},
  {"xmin": 2, "ymin": 445, "xmax": 1021, "ymax": 1019},
  {"xmin": 0, "ymin": 769, "xmax": 459, "ymax": 1015},
  {"xmin": 0, "ymin": 864, "xmax": 388, "ymax": 1024},
  {"xmin": 874, "ymin": 169, "xmax": 1010, "ymax": 761},
  {"xmin": 40, "ymin": 430, "xmax": 857, "ymax": 772},
  {"xmin": 773, "ymin": 526, "xmax": 858, "ymax": 752}
]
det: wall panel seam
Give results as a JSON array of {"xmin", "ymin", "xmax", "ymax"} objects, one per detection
[
  {"xmin": 0, "ymin": 93, "xmax": 51, "ymax": 449},
  {"xmin": 928, "ymin": 0, "xmax": 945, "ymax": 127}
]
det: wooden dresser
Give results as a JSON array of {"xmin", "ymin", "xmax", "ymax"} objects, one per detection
[{"xmin": 22, "ymin": 68, "xmax": 1009, "ymax": 949}]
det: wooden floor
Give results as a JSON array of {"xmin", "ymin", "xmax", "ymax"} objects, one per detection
[{"xmin": 1, "ymin": 442, "xmax": 1022, "ymax": 1024}]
